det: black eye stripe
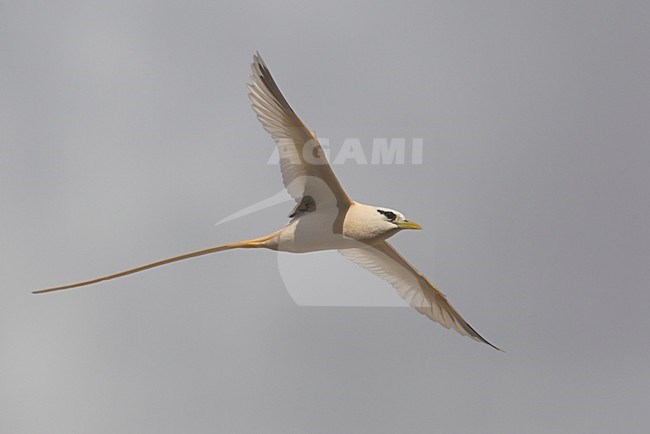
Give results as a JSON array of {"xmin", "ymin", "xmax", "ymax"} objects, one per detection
[{"xmin": 377, "ymin": 210, "xmax": 397, "ymax": 221}]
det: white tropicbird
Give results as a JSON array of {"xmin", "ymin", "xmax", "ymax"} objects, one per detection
[{"xmin": 35, "ymin": 53, "xmax": 499, "ymax": 350}]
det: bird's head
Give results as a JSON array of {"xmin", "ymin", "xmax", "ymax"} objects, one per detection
[
  {"xmin": 374, "ymin": 207, "xmax": 423, "ymax": 231},
  {"xmin": 346, "ymin": 203, "xmax": 422, "ymax": 241}
]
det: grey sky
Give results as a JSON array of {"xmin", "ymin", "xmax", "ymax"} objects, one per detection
[{"xmin": 2, "ymin": 1, "xmax": 650, "ymax": 433}]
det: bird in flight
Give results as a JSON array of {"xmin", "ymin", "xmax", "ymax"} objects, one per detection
[{"xmin": 35, "ymin": 53, "xmax": 499, "ymax": 350}]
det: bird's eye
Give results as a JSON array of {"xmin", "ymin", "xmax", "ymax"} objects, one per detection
[{"xmin": 377, "ymin": 210, "xmax": 397, "ymax": 221}]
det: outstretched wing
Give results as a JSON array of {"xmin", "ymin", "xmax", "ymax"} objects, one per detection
[
  {"xmin": 248, "ymin": 53, "xmax": 351, "ymax": 211},
  {"xmin": 339, "ymin": 241, "xmax": 500, "ymax": 350}
]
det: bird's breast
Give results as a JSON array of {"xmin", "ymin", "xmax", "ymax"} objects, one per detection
[{"xmin": 276, "ymin": 212, "xmax": 356, "ymax": 253}]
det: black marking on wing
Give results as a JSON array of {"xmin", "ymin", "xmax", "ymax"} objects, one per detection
[{"xmin": 288, "ymin": 195, "xmax": 316, "ymax": 218}]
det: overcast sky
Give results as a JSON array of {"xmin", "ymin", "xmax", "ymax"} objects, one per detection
[{"xmin": 2, "ymin": 1, "xmax": 650, "ymax": 433}]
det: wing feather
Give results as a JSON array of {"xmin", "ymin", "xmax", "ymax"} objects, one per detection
[
  {"xmin": 248, "ymin": 53, "xmax": 351, "ymax": 210},
  {"xmin": 340, "ymin": 241, "xmax": 500, "ymax": 350}
]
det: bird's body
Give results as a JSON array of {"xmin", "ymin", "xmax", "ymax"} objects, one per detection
[
  {"xmin": 35, "ymin": 53, "xmax": 500, "ymax": 350},
  {"xmin": 271, "ymin": 202, "xmax": 400, "ymax": 253}
]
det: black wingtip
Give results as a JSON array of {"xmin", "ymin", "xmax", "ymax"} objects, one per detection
[
  {"xmin": 488, "ymin": 341, "xmax": 505, "ymax": 352},
  {"xmin": 478, "ymin": 336, "xmax": 504, "ymax": 352},
  {"xmin": 464, "ymin": 322, "xmax": 503, "ymax": 352}
]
